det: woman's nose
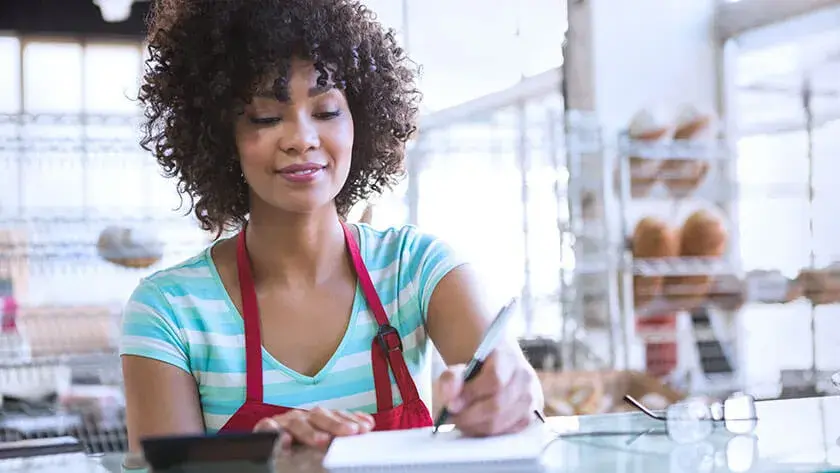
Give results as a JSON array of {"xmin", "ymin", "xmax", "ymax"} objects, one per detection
[{"xmin": 280, "ymin": 116, "xmax": 320, "ymax": 155}]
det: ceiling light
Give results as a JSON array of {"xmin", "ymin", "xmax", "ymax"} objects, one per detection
[{"xmin": 93, "ymin": 0, "xmax": 135, "ymax": 23}]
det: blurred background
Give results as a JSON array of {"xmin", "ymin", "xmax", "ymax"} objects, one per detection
[{"xmin": 1, "ymin": 0, "xmax": 840, "ymax": 457}]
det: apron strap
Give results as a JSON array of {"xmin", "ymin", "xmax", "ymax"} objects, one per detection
[
  {"xmin": 341, "ymin": 223, "xmax": 423, "ymax": 411},
  {"xmin": 236, "ymin": 229, "xmax": 264, "ymax": 403}
]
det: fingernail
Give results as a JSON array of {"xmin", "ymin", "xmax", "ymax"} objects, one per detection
[
  {"xmin": 347, "ymin": 423, "xmax": 359, "ymax": 433},
  {"xmin": 448, "ymin": 398, "xmax": 463, "ymax": 413}
]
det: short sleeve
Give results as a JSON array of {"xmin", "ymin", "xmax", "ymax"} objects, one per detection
[
  {"xmin": 405, "ymin": 228, "xmax": 466, "ymax": 318},
  {"xmin": 119, "ymin": 279, "xmax": 191, "ymax": 374}
]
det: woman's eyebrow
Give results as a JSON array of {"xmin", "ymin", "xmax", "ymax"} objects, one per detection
[{"xmin": 252, "ymin": 84, "xmax": 333, "ymax": 100}]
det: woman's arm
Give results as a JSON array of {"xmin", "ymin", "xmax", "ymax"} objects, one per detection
[
  {"xmin": 425, "ymin": 265, "xmax": 545, "ymax": 430},
  {"xmin": 120, "ymin": 280, "xmax": 205, "ymax": 453},
  {"xmin": 122, "ymin": 355, "xmax": 206, "ymax": 453}
]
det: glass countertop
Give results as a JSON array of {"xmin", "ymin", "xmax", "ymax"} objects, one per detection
[{"xmin": 8, "ymin": 395, "xmax": 840, "ymax": 472}]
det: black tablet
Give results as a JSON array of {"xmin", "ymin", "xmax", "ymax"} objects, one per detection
[{"xmin": 140, "ymin": 431, "xmax": 280, "ymax": 471}]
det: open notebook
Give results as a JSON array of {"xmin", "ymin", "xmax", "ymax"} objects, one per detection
[{"xmin": 323, "ymin": 423, "xmax": 553, "ymax": 471}]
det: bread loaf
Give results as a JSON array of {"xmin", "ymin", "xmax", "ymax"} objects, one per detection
[
  {"xmin": 96, "ymin": 226, "xmax": 164, "ymax": 269},
  {"xmin": 797, "ymin": 265, "xmax": 840, "ymax": 305},
  {"xmin": 679, "ymin": 209, "xmax": 727, "ymax": 257},
  {"xmin": 661, "ymin": 104, "xmax": 714, "ymax": 198},
  {"xmin": 623, "ymin": 109, "xmax": 670, "ymax": 198},
  {"xmin": 663, "ymin": 209, "xmax": 728, "ymax": 310},
  {"xmin": 631, "ymin": 217, "xmax": 680, "ymax": 307}
]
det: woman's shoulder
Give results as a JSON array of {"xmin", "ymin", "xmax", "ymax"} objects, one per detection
[
  {"xmin": 126, "ymin": 244, "xmax": 224, "ymax": 309},
  {"xmin": 354, "ymin": 223, "xmax": 441, "ymax": 258},
  {"xmin": 353, "ymin": 223, "xmax": 463, "ymax": 276}
]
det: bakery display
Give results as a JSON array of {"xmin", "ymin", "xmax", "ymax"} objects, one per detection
[
  {"xmin": 624, "ymin": 109, "xmax": 670, "ymax": 198},
  {"xmin": 631, "ymin": 217, "xmax": 680, "ymax": 307},
  {"xmin": 96, "ymin": 226, "xmax": 164, "ymax": 269},
  {"xmin": 659, "ymin": 104, "xmax": 715, "ymax": 198}
]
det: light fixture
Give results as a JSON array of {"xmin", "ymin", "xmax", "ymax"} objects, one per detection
[{"xmin": 93, "ymin": 0, "xmax": 135, "ymax": 23}]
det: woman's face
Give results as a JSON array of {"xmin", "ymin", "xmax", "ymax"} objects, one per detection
[{"xmin": 234, "ymin": 59, "xmax": 354, "ymax": 215}]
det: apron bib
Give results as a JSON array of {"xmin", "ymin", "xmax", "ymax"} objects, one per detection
[{"xmin": 219, "ymin": 222, "xmax": 432, "ymax": 433}]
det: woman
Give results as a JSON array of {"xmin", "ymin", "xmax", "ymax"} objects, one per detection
[{"xmin": 122, "ymin": 0, "xmax": 543, "ymax": 452}]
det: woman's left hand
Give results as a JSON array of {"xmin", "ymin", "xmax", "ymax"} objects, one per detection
[{"xmin": 434, "ymin": 349, "xmax": 537, "ymax": 437}]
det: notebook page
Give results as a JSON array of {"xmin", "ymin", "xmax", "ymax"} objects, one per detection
[{"xmin": 323, "ymin": 423, "xmax": 552, "ymax": 470}]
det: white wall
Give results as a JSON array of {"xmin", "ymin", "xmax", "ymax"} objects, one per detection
[
  {"xmin": 364, "ymin": 0, "xmax": 566, "ymax": 113},
  {"xmin": 587, "ymin": 0, "xmax": 719, "ymax": 136}
]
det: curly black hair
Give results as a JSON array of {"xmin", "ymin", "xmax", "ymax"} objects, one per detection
[{"xmin": 138, "ymin": 0, "xmax": 421, "ymax": 235}]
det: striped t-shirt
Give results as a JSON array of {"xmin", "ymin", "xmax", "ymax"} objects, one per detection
[{"xmin": 119, "ymin": 223, "xmax": 462, "ymax": 432}]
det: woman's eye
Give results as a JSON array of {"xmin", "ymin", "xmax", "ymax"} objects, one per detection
[
  {"xmin": 314, "ymin": 111, "xmax": 341, "ymax": 120},
  {"xmin": 249, "ymin": 117, "xmax": 281, "ymax": 125}
]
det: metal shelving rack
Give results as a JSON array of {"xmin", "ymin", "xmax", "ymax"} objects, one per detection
[
  {"xmin": 0, "ymin": 111, "xmax": 210, "ymax": 453},
  {"xmin": 605, "ymin": 81, "xmax": 840, "ymax": 398}
]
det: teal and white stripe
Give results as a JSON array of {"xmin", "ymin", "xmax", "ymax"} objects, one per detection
[{"xmin": 120, "ymin": 224, "xmax": 462, "ymax": 432}]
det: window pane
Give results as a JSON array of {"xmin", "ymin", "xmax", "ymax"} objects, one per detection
[
  {"xmin": 23, "ymin": 42, "xmax": 83, "ymax": 112},
  {"xmin": 83, "ymin": 43, "xmax": 142, "ymax": 113},
  {"xmin": 0, "ymin": 37, "xmax": 21, "ymax": 113}
]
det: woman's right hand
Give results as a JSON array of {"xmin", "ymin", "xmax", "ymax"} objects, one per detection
[{"xmin": 253, "ymin": 407, "xmax": 374, "ymax": 450}]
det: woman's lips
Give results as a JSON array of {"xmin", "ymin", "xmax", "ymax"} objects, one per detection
[{"xmin": 276, "ymin": 163, "xmax": 326, "ymax": 183}]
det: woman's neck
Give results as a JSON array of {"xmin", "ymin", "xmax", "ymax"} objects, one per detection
[{"xmin": 244, "ymin": 201, "xmax": 347, "ymax": 287}]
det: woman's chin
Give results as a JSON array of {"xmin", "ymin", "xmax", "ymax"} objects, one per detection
[{"xmin": 267, "ymin": 197, "xmax": 337, "ymax": 216}]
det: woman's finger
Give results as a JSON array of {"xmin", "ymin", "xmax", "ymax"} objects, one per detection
[
  {"xmin": 434, "ymin": 365, "xmax": 466, "ymax": 413},
  {"xmin": 253, "ymin": 416, "xmax": 282, "ymax": 433},
  {"xmin": 253, "ymin": 416, "xmax": 294, "ymax": 449},
  {"xmin": 333, "ymin": 410, "xmax": 375, "ymax": 433},
  {"xmin": 452, "ymin": 370, "xmax": 532, "ymax": 436},
  {"xmin": 458, "ymin": 353, "xmax": 515, "ymax": 407},
  {"xmin": 308, "ymin": 407, "xmax": 359, "ymax": 436},
  {"xmin": 275, "ymin": 412, "xmax": 330, "ymax": 448}
]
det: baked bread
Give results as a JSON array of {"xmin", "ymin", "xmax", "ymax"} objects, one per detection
[
  {"xmin": 797, "ymin": 264, "xmax": 840, "ymax": 305},
  {"xmin": 538, "ymin": 371, "xmax": 605, "ymax": 416},
  {"xmin": 631, "ymin": 217, "xmax": 680, "ymax": 307},
  {"xmin": 661, "ymin": 104, "xmax": 715, "ymax": 198},
  {"xmin": 663, "ymin": 209, "xmax": 728, "ymax": 309},
  {"xmin": 96, "ymin": 226, "xmax": 164, "ymax": 269},
  {"xmin": 623, "ymin": 109, "xmax": 670, "ymax": 198}
]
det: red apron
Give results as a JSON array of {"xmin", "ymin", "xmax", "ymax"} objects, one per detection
[{"xmin": 218, "ymin": 222, "xmax": 433, "ymax": 433}]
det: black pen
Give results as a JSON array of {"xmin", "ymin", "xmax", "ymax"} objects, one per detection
[{"xmin": 432, "ymin": 298, "xmax": 518, "ymax": 434}]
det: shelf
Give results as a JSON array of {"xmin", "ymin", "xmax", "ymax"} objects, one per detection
[
  {"xmin": 632, "ymin": 257, "xmax": 733, "ymax": 276},
  {"xmin": 0, "ymin": 211, "xmax": 197, "ymax": 228},
  {"xmin": 0, "ymin": 138, "xmax": 146, "ymax": 156},
  {"xmin": 0, "ymin": 113, "xmax": 142, "ymax": 127},
  {"xmin": 619, "ymin": 137, "xmax": 729, "ymax": 161}
]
